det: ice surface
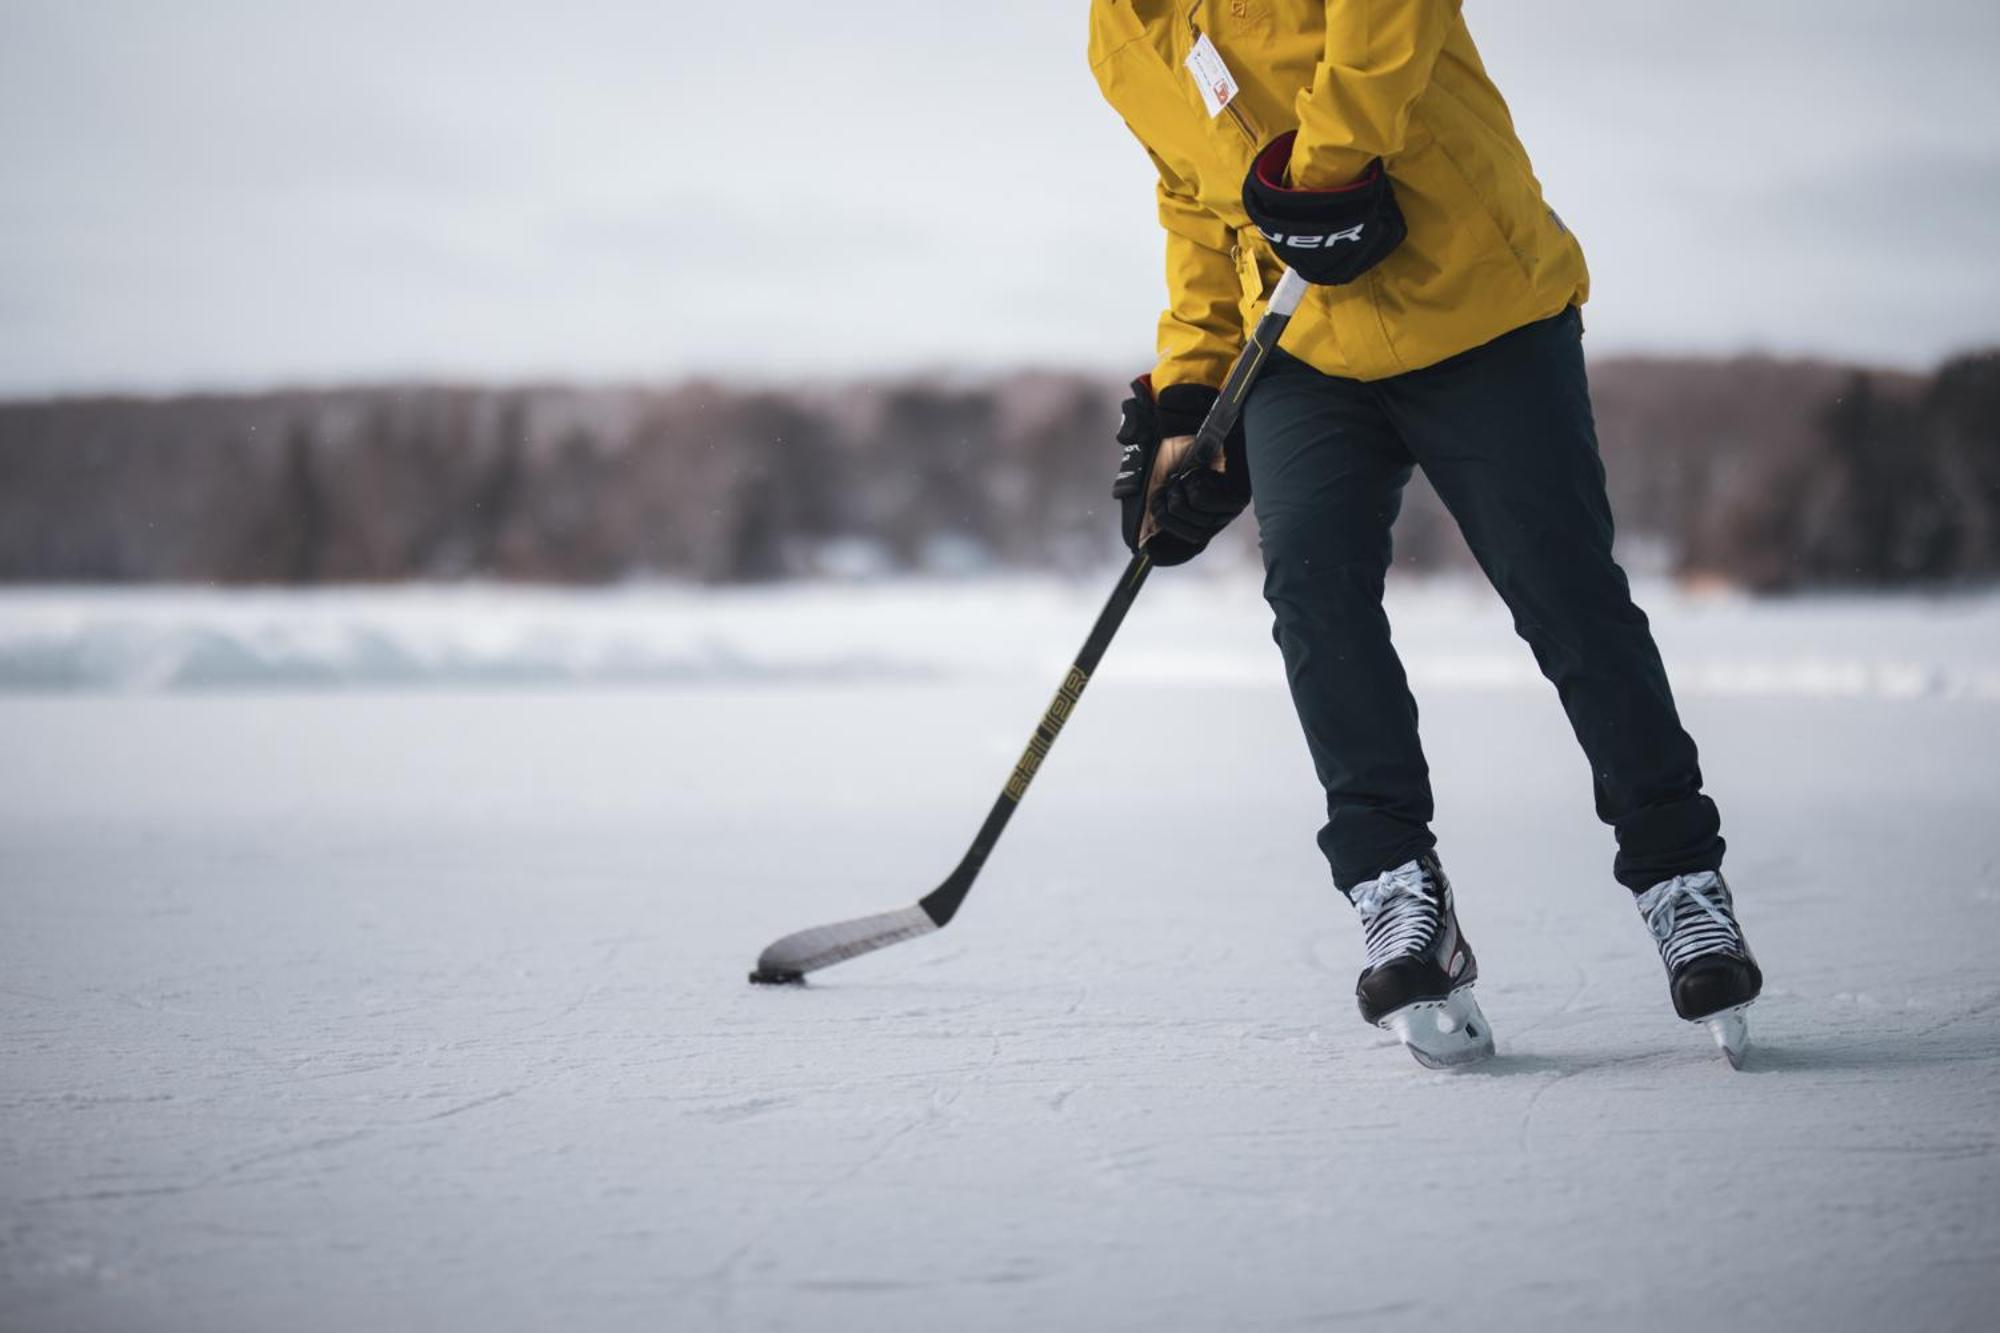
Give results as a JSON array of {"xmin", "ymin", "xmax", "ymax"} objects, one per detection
[{"xmin": 3, "ymin": 576, "xmax": 1998, "ymax": 1331}]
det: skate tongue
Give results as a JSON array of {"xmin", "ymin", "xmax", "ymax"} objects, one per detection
[
  {"xmin": 1352, "ymin": 860, "xmax": 1430, "ymax": 921},
  {"xmin": 1353, "ymin": 861, "xmax": 1447, "ymax": 975},
  {"xmin": 1637, "ymin": 871, "xmax": 1729, "ymax": 942},
  {"xmin": 1637, "ymin": 872, "xmax": 1750, "ymax": 982}
]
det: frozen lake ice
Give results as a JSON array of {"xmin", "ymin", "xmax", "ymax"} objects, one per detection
[{"xmin": 3, "ymin": 576, "xmax": 1997, "ymax": 1331}]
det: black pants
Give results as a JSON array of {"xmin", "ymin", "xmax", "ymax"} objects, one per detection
[{"xmin": 1242, "ymin": 308, "xmax": 1722, "ymax": 893}]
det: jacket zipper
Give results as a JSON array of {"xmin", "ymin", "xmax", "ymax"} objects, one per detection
[
  {"xmin": 1190, "ymin": 2, "xmax": 1259, "ymax": 287},
  {"xmin": 1185, "ymin": 2, "xmax": 1257, "ymax": 146}
]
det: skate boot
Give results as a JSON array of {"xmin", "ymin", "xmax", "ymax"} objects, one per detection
[
  {"xmin": 1634, "ymin": 871, "xmax": 1762, "ymax": 1069},
  {"xmin": 1348, "ymin": 854, "xmax": 1494, "ymax": 1069}
]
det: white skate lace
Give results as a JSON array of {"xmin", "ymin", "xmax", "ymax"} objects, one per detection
[
  {"xmin": 1636, "ymin": 871, "xmax": 1744, "ymax": 974},
  {"xmin": 1351, "ymin": 861, "xmax": 1442, "ymax": 971}
]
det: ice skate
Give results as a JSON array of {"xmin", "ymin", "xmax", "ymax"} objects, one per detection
[
  {"xmin": 1348, "ymin": 855, "xmax": 1494, "ymax": 1069},
  {"xmin": 1635, "ymin": 871, "xmax": 1762, "ymax": 1068}
]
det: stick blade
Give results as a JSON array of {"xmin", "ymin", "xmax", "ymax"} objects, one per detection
[{"xmin": 749, "ymin": 904, "xmax": 938, "ymax": 983}]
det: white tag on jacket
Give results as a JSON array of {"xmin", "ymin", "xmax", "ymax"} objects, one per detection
[{"xmin": 1184, "ymin": 33, "xmax": 1240, "ymax": 117}]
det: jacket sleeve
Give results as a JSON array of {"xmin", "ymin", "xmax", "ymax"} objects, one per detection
[
  {"xmin": 1287, "ymin": 0, "xmax": 1460, "ymax": 189},
  {"xmin": 1145, "ymin": 146, "xmax": 1245, "ymax": 392}
]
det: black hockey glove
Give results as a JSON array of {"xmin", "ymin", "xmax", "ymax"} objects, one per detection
[
  {"xmin": 1241, "ymin": 130, "xmax": 1406, "ymax": 286},
  {"xmin": 1112, "ymin": 377, "xmax": 1250, "ymax": 567}
]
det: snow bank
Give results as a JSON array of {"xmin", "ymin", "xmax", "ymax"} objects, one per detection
[{"xmin": 2, "ymin": 577, "xmax": 1998, "ymax": 699}]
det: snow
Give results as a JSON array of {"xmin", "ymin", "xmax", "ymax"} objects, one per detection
[
  {"xmin": 4, "ymin": 575, "xmax": 1998, "ymax": 1331},
  {"xmin": 5, "ymin": 578, "xmax": 2000, "ymax": 701}
]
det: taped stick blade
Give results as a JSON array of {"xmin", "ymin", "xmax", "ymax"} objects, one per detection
[{"xmin": 749, "ymin": 904, "xmax": 938, "ymax": 983}]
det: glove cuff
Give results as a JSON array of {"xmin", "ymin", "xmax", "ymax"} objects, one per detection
[
  {"xmin": 1250, "ymin": 130, "xmax": 1379, "ymax": 197},
  {"xmin": 1154, "ymin": 382, "xmax": 1220, "ymax": 440}
]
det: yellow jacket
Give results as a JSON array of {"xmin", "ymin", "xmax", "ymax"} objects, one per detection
[{"xmin": 1088, "ymin": 0, "xmax": 1589, "ymax": 386}]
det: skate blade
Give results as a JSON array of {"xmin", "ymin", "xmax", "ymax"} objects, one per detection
[
  {"xmin": 1700, "ymin": 1003, "xmax": 1752, "ymax": 1070},
  {"xmin": 1380, "ymin": 988, "xmax": 1496, "ymax": 1070}
]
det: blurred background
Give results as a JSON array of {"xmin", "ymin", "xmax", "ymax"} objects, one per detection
[{"xmin": 3, "ymin": 0, "xmax": 1997, "ymax": 595}]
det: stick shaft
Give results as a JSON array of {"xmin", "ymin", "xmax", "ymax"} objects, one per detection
[
  {"xmin": 1185, "ymin": 267, "xmax": 1309, "ymax": 472},
  {"xmin": 753, "ymin": 271, "xmax": 1311, "ymax": 978},
  {"xmin": 918, "ymin": 553, "xmax": 1151, "ymax": 925},
  {"xmin": 917, "ymin": 269, "xmax": 1309, "ymax": 927}
]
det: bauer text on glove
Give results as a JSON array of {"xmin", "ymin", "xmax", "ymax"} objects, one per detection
[{"xmin": 1241, "ymin": 130, "xmax": 1406, "ymax": 286}]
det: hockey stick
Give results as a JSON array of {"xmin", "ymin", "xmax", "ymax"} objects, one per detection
[{"xmin": 748, "ymin": 268, "xmax": 1311, "ymax": 984}]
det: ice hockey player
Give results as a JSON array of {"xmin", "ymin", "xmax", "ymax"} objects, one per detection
[{"xmin": 1088, "ymin": 0, "xmax": 1761, "ymax": 1067}]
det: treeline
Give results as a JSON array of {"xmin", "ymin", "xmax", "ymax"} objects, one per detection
[
  {"xmin": 2, "ymin": 352, "xmax": 1996, "ymax": 591},
  {"xmin": 0, "ymin": 377, "xmax": 1111, "ymax": 584}
]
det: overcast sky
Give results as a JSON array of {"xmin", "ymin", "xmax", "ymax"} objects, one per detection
[{"xmin": 2, "ymin": 0, "xmax": 1997, "ymax": 395}]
